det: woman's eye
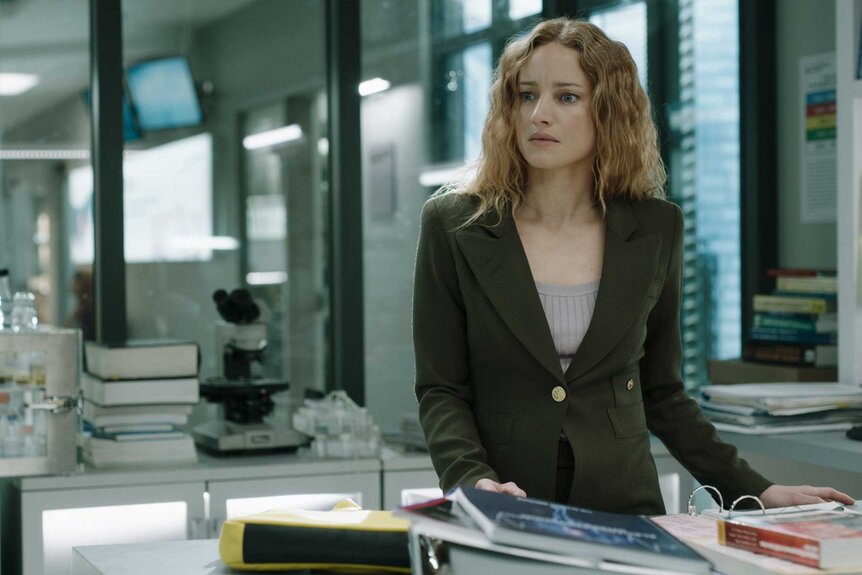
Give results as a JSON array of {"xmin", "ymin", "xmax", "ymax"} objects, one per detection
[
  {"xmin": 520, "ymin": 92, "xmax": 535, "ymax": 102},
  {"xmin": 561, "ymin": 93, "xmax": 578, "ymax": 104}
]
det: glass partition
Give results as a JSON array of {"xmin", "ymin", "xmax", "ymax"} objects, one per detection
[
  {"xmin": 107, "ymin": 0, "xmax": 331, "ymax": 402},
  {"xmin": 361, "ymin": 0, "xmax": 431, "ymax": 433},
  {"xmin": 0, "ymin": 0, "xmax": 92, "ymax": 335}
]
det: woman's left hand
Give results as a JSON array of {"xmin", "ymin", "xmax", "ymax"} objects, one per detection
[{"xmin": 759, "ymin": 484, "xmax": 855, "ymax": 508}]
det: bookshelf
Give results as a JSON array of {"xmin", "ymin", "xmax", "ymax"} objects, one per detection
[{"xmin": 836, "ymin": 0, "xmax": 862, "ymax": 385}]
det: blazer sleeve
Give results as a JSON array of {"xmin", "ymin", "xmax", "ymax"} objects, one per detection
[
  {"xmin": 639, "ymin": 203, "xmax": 774, "ymax": 504},
  {"xmin": 413, "ymin": 197, "xmax": 500, "ymax": 491}
]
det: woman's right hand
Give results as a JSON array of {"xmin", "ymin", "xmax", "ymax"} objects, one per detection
[{"xmin": 475, "ymin": 478, "xmax": 527, "ymax": 497}]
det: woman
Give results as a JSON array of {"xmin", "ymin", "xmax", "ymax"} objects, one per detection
[{"xmin": 412, "ymin": 18, "xmax": 852, "ymax": 515}]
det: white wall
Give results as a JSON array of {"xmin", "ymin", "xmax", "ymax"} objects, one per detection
[{"xmin": 776, "ymin": 0, "xmax": 836, "ymax": 268}]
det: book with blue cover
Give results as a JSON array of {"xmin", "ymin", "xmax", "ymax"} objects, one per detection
[{"xmin": 453, "ymin": 487, "xmax": 711, "ymax": 574}]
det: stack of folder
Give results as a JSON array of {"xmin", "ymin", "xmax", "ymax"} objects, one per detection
[{"xmin": 698, "ymin": 383, "xmax": 862, "ymax": 434}]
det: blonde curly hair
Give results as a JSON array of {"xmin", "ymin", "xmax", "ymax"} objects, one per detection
[{"xmin": 449, "ymin": 17, "xmax": 666, "ymax": 226}]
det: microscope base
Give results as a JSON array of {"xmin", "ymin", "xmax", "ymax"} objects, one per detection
[{"xmin": 192, "ymin": 420, "xmax": 307, "ymax": 455}]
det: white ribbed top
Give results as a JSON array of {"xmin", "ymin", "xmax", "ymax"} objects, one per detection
[{"xmin": 535, "ymin": 279, "xmax": 600, "ymax": 373}]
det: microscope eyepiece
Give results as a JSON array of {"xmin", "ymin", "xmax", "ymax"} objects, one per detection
[{"xmin": 213, "ymin": 288, "xmax": 261, "ymax": 324}]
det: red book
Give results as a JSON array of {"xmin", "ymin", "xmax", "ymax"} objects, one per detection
[{"xmin": 719, "ymin": 510, "xmax": 862, "ymax": 569}]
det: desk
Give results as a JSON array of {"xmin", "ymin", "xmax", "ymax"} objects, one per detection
[
  {"xmin": 70, "ymin": 539, "xmax": 609, "ymax": 575},
  {"xmin": 72, "ymin": 540, "xmax": 227, "ymax": 575}
]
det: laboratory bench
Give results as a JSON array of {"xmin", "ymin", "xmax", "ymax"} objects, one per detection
[{"xmin": 2, "ymin": 433, "xmax": 860, "ymax": 575}]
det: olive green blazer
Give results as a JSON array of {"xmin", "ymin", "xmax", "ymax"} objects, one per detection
[{"xmin": 412, "ymin": 192, "xmax": 772, "ymax": 515}]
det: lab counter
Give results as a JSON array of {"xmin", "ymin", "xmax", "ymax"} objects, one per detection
[
  {"xmin": 717, "ymin": 430, "xmax": 862, "ymax": 475},
  {"xmin": 5, "ymin": 433, "xmax": 862, "ymax": 575},
  {"xmin": 716, "ymin": 430, "xmax": 862, "ymax": 497}
]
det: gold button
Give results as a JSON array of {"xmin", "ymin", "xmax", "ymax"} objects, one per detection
[
  {"xmin": 552, "ymin": 386, "xmax": 567, "ymax": 402},
  {"xmin": 626, "ymin": 378, "xmax": 635, "ymax": 391}
]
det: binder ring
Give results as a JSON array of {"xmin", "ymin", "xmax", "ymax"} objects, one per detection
[
  {"xmin": 687, "ymin": 485, "xmax": 724, "ymax": 515},
  {"xmin": 728, "ymin": 495, "xmax": 766, "ymax": 517}
]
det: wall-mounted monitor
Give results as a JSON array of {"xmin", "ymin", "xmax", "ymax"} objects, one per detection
[{"xmin": 126, "ymin": 56, "xmax": 203, "ymax": 131}]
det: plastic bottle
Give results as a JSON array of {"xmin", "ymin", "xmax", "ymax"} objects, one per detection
[
  {"xmin": 0, "ymin": 269, "xmax": 12, "ymax": 330},
  {"xmin": 11, "ymin": 291, "xmax": 38, "ymax": 331},
  {"xmin": 3, "ymin": 413, "xmax": 22, "ymax": 457}
]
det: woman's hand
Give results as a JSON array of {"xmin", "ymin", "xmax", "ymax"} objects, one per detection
[
  {"xmin": 475, "ymin": 478, "xmax": 527, "ymax": 497},
  {"xmin": 759, "ymin": 484, "xmax": 855, "ymax": 508}
]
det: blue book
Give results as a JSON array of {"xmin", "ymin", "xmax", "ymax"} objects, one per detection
[
  {"xmin": 453, "ymin": 487, "xmax": 711, "ymax": 574},
  {"xmin": 749, "ymin": 327, "xmax": 835, "ymax": 345}
]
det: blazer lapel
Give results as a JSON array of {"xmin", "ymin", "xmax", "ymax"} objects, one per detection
[
  {"xmin": 565, "ymin": 199, "xmax": 662, "ymax": 383},
  {"xmin": 456, "ymin": 211, "xmax": 565, "ymax": 383}
]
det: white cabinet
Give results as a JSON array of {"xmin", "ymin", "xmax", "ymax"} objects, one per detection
[
  {"xmin": 0, "ymin": 452, "xmax": 384, "ymax": 575},
  {"xmin": 17, "ymin": 481, "xmax": 204, "ymax": 575},
  {"xmin": 380, "ymin": 448, "xmax": 440, "ymax": 509},
  {"xmin": 837, "ymin": 0, "xmax": 862, "ymax": 384}
]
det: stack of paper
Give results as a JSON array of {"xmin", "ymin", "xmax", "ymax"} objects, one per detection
[{"xmin": 699, "ymin": 383, "xmax": 862, "ymax": 434}]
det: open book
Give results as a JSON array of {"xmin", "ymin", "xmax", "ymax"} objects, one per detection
[{"xmin": 451, "ymin": 487, "xmax": 712, "ymax": 575}]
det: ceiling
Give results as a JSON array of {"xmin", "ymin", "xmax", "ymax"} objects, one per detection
[{"xmin": 0, "ymin": 0, "xmax": 257, "ymax": 134}]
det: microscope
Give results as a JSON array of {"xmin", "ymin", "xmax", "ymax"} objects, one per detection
[{"xmin": 192, "ymin": 288, "xmax": 308, "ymax": 454}]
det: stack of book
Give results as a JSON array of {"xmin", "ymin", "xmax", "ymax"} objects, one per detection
[
  {"xmin": 80, "ymin": 340, "xmax": 200, "ymax": 467},
  {"xmin": 744, "ymin": 268, "xmax": 837, "ymax": 369},
  {"xmin": 398, "ymin": 487, "xmax": 713, "ymax": 574},
  {"xmin": 699, "ymin": 382, "xmax": 862, "ymax": 434}
]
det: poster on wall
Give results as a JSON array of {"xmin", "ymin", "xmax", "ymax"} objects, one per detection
[{"xmin": 799, "ymin": 52, "xmax": 836, "ymax": 224}]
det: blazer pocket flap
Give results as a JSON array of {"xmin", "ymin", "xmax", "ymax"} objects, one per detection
[{"xmin": 607, "ymin": 403, "xmax": 648, "ymax": 439}]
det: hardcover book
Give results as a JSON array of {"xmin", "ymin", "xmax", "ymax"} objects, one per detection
[
  {"xmin": 90, "ymin": 426, "xmax": 186, "ymax": 442},
  {"xmin": 452, "ymin": 487, "xmax": 712, "ymax": 574},
  {"xmin": 706, "ymin": 359, "xmax": 837, "ymax": 384},
  {"xmin": 82, "ymin": 400, "xmax": 192, "ymax": 426},
  {"xmin": 81, "ymin": 372, "xmax": 199, "ymax": 406},
  {"xmin": 752, "ymin": 295, "xmax": 836, "ymax": 314},
  {"xmin": 775, "ymin": 276, "xmax": 838, "ymax": 293},
  {"xmin": 743, "ymin": 342, "xmax": 837, "ymax": 367},
  {"xmin": 749, "ymin": 327, "xmax": 836, "ymax": 346},
  {"xmin": 652, "ymin": 513, "xmax": 855, "ymax": 575},
  {"xmin": 82, "ymin": 434, "xmax": 197, "ymax": 467},
  {"xmin": 719, "ymin": 509, "xmax": 862, "ymax": 569},
  {"xmin": 399, "ymin": 497, "xmax": 656, "ymax": 571},
  {"xmin": 84, "ymin": 339, "xmax": 199, "ymax": 380},
  {"xmin": 752, "ymin": 312, "xmax": 837, "ymax": 334}
]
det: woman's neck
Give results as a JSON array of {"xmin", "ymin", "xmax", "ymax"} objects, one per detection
[{"xmin": 520, "ymin": 166, "xmax": 598, "ymax": 227}]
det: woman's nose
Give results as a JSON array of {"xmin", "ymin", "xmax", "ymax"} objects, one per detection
[{"xmin": 531, "ymin": 97, "xmax": 552, "ymax": 125}]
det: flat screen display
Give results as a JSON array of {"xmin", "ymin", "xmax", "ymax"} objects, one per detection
[{"xmin": 126, "ymin": 57, "xmax": 203, "ymax": 131}]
